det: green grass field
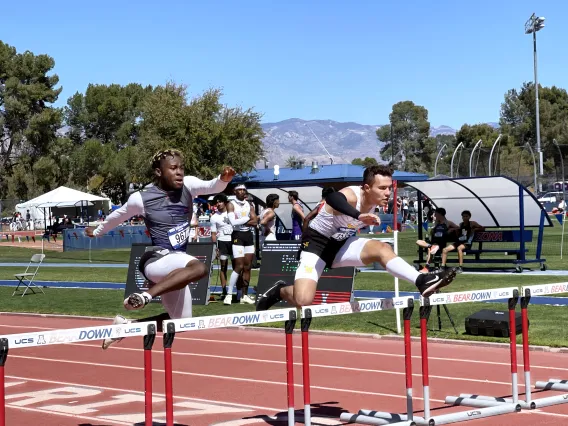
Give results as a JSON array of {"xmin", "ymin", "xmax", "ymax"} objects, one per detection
[
  {"xmin": 1, "ymin": 221, "xmax": 566, "ymax": 269},
  {"xmin": 1, "ymin": 263, "xmax": 567, "ymax": 347}
]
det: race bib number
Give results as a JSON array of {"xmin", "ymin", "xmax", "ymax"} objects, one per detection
[
  {"xmin": 434, "ymin": 231, "xmax": 444, "ymax": 238},
  {"xmin": 168, "ymin": 222, "xmax": 190, "ymax": 249},
  {"xmin": 331, "ymin": 226, "xmax": 357, "ymax": 241}
]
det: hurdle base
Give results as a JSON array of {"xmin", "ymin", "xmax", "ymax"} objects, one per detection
[
  {"xmin": 358, "ymin": 409, "xmax": 424, "ymax": 423},
  {"xmin": 418, "ymin": 403, "xmax": 520, "ymax": 425},
  {"xmin": 340, "ymin": 412, "xmax": 416, "ymax": 426},
  {"xmin": 536, "ymin": 380, "xmax": 568, "ymax": 392},
  {"xmin": 445, "ymin": 396, "xmax": 520, "ymax": 410},
  {"xmin": 457, "ymin": 394, "xmax": 535, "ymax": 410}
]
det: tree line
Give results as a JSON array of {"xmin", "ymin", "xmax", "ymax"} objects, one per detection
[
  {"xmin": 0, "ymin": 41, "xmax": 265, "ymax": 205},
  {"xmin": 350, "ymin": 84, "xmax": 568, "ymax": 188}
]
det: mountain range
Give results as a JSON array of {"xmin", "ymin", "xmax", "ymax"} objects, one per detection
[{"xmin": 259, "ymin": 119, "xmax": 498, "ymax": 167}]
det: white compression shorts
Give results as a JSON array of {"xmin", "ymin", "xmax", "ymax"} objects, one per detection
[
  {"xmin": 143, "ymin": 251, "xmax": 197, "ymax": 319},
  {"xmin": 294, "ymin": 236, "xmax": 370, "ymax": 282},
  {"xmin": 232, "ymin": 244, "xmax": 255, "ymax": 259}
]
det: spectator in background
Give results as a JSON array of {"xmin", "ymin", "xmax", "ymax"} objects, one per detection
[
  {"xmin": 416, "ymin": 207, "xmax": 459, "ymax": 272},
  {"xmin": 225, "ymin": 184, "xmax": 258, "ymax": 305},
  {"xmin": 288, "ymin": 190, "xmax": 305, "ymax": 240},
  {"xmin": 210, "ymin": 193, "xmax": 234, "ymax": 298},
  {"xmin": 441, "ymin": 210, "xmax": 484, "ymax": 273},
  {"xmin": 260, "ymin": 193, "xmax": 280, "ymax": 241}
]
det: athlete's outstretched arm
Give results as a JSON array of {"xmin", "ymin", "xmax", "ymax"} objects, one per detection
[
  {"xmin": 183, "ymin": 166, "xmax": 236, "ymax": 196},
  {"xmin": 87, "ymin": 192, "xmax": 145, "ymax": 237}
]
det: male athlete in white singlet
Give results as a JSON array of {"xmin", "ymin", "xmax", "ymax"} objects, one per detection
[{"xmin": 256, "ymin": 165, "xmax": 458, "ymax": 310}]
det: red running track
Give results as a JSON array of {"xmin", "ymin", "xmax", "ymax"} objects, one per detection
[{"xmin": 1, "ymin": 314, "xmax": 568, "ymax": 425}]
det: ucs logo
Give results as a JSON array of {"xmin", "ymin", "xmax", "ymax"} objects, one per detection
[{"xmin": 14, "ymin": 338, "xmax": 34, "ymax": 345}]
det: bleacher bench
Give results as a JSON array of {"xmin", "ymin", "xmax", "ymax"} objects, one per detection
[{"xmin": 414, "ymin": 229, "xmax": 546, "ymax": 272}]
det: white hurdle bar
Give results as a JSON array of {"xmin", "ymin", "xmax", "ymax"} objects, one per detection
[
  {"xmin": 416, "ymin": 287, "xmax": 521, "ymax": 425},
  {"xmin": 297, "ymin": 296, "xmax": 418, "ymax": 426}
]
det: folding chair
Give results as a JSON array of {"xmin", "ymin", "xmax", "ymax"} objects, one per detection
[{"xmin": 12, "ymin": 254, "xmax": 46, "ymax": 297}]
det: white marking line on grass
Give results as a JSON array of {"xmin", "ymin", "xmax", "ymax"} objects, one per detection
[
  {"xmin": 2, "ymin": 323, "xmax": 567, "ymax": 372},
  {"xmin": 63, "ymin": 341, "xmax": 514, "ymax": 386},
  {"xmin": 5, "ymin": 404, "xmax": 131, "ymax": 425},
  {"xmin": 6, "ymin": 355, "xmax": 445, "ymax": 403}
]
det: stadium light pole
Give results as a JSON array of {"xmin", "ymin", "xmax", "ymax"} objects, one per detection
[{"xmin": 525, "ymin": 13, "xmax": 546, "ymax": 192}]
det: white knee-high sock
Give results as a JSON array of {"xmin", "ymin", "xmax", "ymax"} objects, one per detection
[
  {"xmin": 386, "ymin": 257, "xmax": 421, "ymax": 284},
  {"xmin": 227, "ymin": 269, "xmax": 240, "ymax": 295}
]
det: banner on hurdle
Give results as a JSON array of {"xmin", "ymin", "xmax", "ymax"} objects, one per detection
[
  {"xmin": 300, "ymin": 297, "xmax": 418, "ymax": 426},
  {"xmin": 0, "ymin": 321, "xmax": 157, "ymax": 426},
  {"xmin": 163, "ymin": 307, "xmax": 296, "ymax": 332},
  {"xmin": 420, "ymin": 287, "xmax": 517, "ymax": 306},
  {"xmin": 302, "ymin": 296, "xmax": 413, "ymax": 319},
  {"xmin": 161, "ymin": 308, "xmax": 297, "ymax": 426},
  {"xmin": 0, "ymin": 321, "xmax": 155, "ymax": 349},
  {"xmin": 416, "ymin": 288, "xmax": 521, "ymax": 425}
]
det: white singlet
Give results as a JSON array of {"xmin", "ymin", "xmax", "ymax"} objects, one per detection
[
  {"xmin": 260, "ymin": 208, "xmax": 276, "ymax": 237},
  {"xmin": 209, "ymin": 211, "xmax": 232, "ymax": 242},
  {"xmin": 308, "ymin": 185, "xmax": 375, "ymax": 241},
  {"xmin": 230, "ymin": 199, "xmax": 251, "ymax": 231}
]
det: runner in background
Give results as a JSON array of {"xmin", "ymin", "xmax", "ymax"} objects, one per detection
[
  {"xmin": 225, "ymin": 184, "xmax": 257, "ymax": 305},
  {"xmin": 288, "ymin": 190, "xmax": 305, "ymax": 240},
  {"xmin": 210, "ymin": 193, "xmax": 234, "ymax": 298},
  {"xmin": 86, "ymin": 148, "xmax": 235, "ymax": 349},
  {"xmin": 260, "ymin": 193, "xmax": 280, "ymax": 242}
]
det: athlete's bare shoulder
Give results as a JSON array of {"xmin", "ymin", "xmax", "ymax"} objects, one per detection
[{"xmin": 339, "ymin": 186, "xmax": 358, "ymax": 205}]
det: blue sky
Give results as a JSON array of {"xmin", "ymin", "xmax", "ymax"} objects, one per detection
[{"xmin": 2, "ymin": 0, "xmax": 567, "ymax": 129}]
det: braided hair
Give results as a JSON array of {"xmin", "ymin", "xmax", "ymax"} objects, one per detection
[{"xmin": 151, "ymin": 148, "xmax": 184, "ymax": 170}]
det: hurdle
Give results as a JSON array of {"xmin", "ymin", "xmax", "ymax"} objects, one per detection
[
  {"xmin": 458, "ymin": 283, "xmax": 568, "ymax": 410},
  {"xmin": 417, "ymin": 287, "xmax": 521, "ymax": 425},
  {"xmin": 0, "ymin": 321, "xmax": 157, "ymax": 426},
  {"xmin": 523, "ymin": 283, "xmax": 568, "ymax": 408},
  {"xmin": 162, "ymin": 307, "xmax": 297, "ymax": 426},
  {"xmin": 298, "ymin": 296, "xmax": 417, "ymax": 426}
]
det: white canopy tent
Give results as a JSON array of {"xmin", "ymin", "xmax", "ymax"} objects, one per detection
[
  {"xmin": 404, "ymin": 176, "xmax": 552, "ymax": 228},
  {"xmin": 16, "ymin": 186, "xmax": 111, "ymax": 227}
]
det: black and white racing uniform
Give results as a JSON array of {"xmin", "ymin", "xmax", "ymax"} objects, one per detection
[
  {"xmin": 210, "ymin": 210, "xmax": 233, "ymax": 259},
  {"xmin": 295, "ymin": 186, "xmax": 375, "ymax": 282},
  {"xmin": 228, "ymin": 198, "xmax": 255, "ymax": 257},
  {"xmin": 260, "ymin": 208, "xmax": 277, "ymax": 241},
  {"xmin": 93, "ymin": 176, "xmax": 228, "ymax": 318}
]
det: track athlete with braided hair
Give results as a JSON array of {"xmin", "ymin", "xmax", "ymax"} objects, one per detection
[
  {"xmin": 257, "ymin": 165, "xmax": 458, "ymax": 310},
  {"xmin": 86, "ymin": 149, "xmax": 235, "ymax": 349}
]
